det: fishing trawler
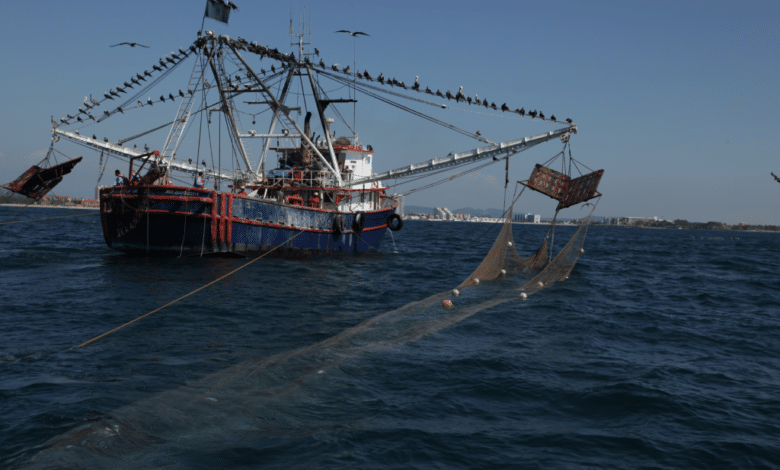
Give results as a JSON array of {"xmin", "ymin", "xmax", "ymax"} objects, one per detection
[{"xmin": 37, "ymin": 15, "xmax": 580, "ymax": 258}]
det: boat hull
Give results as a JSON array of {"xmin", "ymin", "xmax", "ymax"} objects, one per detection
[{"xmin": 99, "ymin": 185, "xmax": 397, "ymax": 258}]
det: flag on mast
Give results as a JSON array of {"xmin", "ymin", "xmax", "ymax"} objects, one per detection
[{"xmin": 204, "ymin": 0, "xmax": 231, "ymax": 24}]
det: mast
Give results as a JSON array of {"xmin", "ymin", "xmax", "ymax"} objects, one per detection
[
  {"xmin": 204, "ymin": 43, "xmax": 256, "ymax": 182},
  {"xmin": 226, "ymin": 38, "xmax": 342, "ymax": 184}
]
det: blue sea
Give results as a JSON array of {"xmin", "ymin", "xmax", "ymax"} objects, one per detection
[{"xmin": 1, "ymin": 206, "xmax": 779, "ymax": 469}]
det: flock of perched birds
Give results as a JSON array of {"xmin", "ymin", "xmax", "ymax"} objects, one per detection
[{"xmin": 53, "ymin": 34, "xmax": 572, "ymax": 130}]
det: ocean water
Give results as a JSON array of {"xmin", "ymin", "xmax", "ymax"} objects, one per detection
[{"xmin": 1, "ymin": 206, "xmax": 779, "ymax": 469}]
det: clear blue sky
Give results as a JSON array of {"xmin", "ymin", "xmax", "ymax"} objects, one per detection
[{"xmin": 1, "ymin": 0, "xmax": 778, "ymax": 224}]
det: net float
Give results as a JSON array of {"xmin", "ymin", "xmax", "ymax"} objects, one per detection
[{"xmin": 442, "ymin": 299, "xmax": 454, "ymax": 308}]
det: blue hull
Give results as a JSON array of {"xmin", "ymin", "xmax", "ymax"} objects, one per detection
[{"xmin": 99, "ymin": 186, "xmax": 398, "ymax": 258}]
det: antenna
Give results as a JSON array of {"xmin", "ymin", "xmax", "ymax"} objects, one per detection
[{"xmin": 290, "ymin": 10, "xmax": 310, "ymax": 62}]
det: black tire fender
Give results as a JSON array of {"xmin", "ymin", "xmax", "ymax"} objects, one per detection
[
  {"xmin": 387, "ymin": 213, "xmax": 403, "ymax": 231},
  {"xmin": 352, "ymin": 211, "xmax": 366, "ymax": 233},
  {"xmin": 332, "ymin": 214, "xmax": 344, "ymax": 239}
]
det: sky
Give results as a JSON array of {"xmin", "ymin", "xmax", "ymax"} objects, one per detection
[{"xmin": 0, "ymin": 0, "xmax": 778, "ymax": 224}]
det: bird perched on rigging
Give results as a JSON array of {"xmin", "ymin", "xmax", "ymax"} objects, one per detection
[
  {"xmin": 412, "ymin": 76, "xmax": 420, "ymax": 91},
  {"xmin": 147, "ymin": 98, "xmax": 154, "ymax": 106},
  {"xmin": 517, "ymin": 108, "xmax": 525, "ymax": 116},
  {"xmin": 445, "ymin": 90, "xmax": 453, "ymax": 100},
  {"xmin": 501, "ymin": 103, "xmax": 509, "ymax": 112},
  {"xmin": 538, "ymin": 111, "xmax": 545, "ymax": 119},
  {"xmin": 377, "ymin": 74, "xmax": 385, "ymax": 84},
  {"xmin": 336, "ymin": 30, "xmax": 369, "ymax": 37},
  {"xmin": 179, "ymin": 90, "xmax": 185, "ymax": 97},
  {"xmin": 314, "ymin": 48, "xmax": 320, "ymax": 56},
  {"xmin": 137, "ymin": 100, "xmax": 144, "ymax": 108},
  {"xmin": 566, "ymin": 117, "xmax": 572, "ymax": 123},
  {"xmin": 363, "ymin": 70, "xmax": 372, "ymax": 80},
  {"xmin": 159, "ymin": 95, "xmax": 166, "ymax": 102},
  {"xmin": 550, "ymin": 114, "xmax": 556, "ymax": 121},
  {"xmin": 455, "ymin": 86, "xmax": 465, "ymax": 102},
  {"xmin": 271, "ymin": 64, "xmax": 276, "ymax": 73},
  {"xmin": 483, "ymin": 99, "xmax": 489, "ymax": 108},
  {"xmin": 110, "ymin": 42, "xmax": 149, "ymax": 48},
  {"xmin": 318, "ymin": 59, "xmax": 325, "ymax": 68},
  {"xmin": 436, "ymin": 89, "xmax": 444, "ymax": 98},
  {"xmin": 124, "ymin": 81, "xmax": 133, "ymax": 89},
  {"xmin": 144, "ymin": 70, "xmax": 153, "ymax": 77},
  {"xmin": 342, "ymin": 65, "xmax": 350, "ymax": 74},
  {"xmin": 169, "ymin": 93, "xmax": 175, "ymax": 101}
]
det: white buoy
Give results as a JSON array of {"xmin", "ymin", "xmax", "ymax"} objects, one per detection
[
  {"xmin": 537, "ymin": 281, "xmax": 544, "ymax": 288},
  {"xmin": 452, "ymin": 288, "xmax": 460, "ymax": 296},
  {"xmin": 500, "ymin": 269, "xmax": 507, "ymax": 275},
  {"xmin": 579, "ymin": 248, "xmax": 585, "ymax": 254},
  {"xmin": 507, "ymin": 241, "xmax": 513, "ymax": 247},
  {"xmin": 473, "ymin": 278, "xmax": 480, "ymax": 285},
  {"xmin": 519, "ymin": 292, "xmax": 528, "ymax": 300}
]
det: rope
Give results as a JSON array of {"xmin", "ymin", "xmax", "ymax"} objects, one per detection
[{"xmin": 70, "ymin": 212, "xmax": 328, "ymax": 349}]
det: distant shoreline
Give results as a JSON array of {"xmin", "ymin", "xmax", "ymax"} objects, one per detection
[{"xmin": 0, "ymin": 203, "xmax": 98, "ymax": 210}]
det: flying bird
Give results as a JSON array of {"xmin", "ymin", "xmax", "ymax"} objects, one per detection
[
  {"xmin": 336, "ymin": 30, "xmax": 369, "ymax": 37},
  {"xmin": 772, "ymin": 172, "xmax": 780, "ymax": 183},
  {"xmin": 110, "ymin": 42, "xmax": 149, "ymax": 48}
]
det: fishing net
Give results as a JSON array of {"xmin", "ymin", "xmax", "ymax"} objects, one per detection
[{"xmin": 457, "ymin": 204, "xmax": 548, "ymax": 289}]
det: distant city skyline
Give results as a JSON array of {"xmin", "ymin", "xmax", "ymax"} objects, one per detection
[{"xmin": 1, "ymin": 1, "xmax": 778, "ymax": 224}]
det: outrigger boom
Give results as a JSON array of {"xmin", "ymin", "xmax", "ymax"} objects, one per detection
[{"xmin": 351, "ymin": 126, "xmax": 576, "ymax": 187}]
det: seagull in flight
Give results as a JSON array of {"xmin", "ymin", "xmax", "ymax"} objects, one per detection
[
  {"xmin": 772, "ymin": 172, "xmax": 780, "ymax": 183},
  {"xmin": 110, "ymin": 42, "xmax": 149, "ymax": 48},
  {"xmin": 336, "ymin": 30, "xmax": 369, "ymax": 37}
]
